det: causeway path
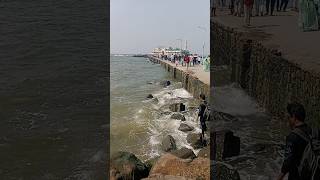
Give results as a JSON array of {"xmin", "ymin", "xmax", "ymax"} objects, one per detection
[
  {"xmin": 156, "ymin": 57, "xmax": 210, "ymax": 85},
  {"xmin": 213, "ymin": 9, "xmax": 320, "ymax": 75}
]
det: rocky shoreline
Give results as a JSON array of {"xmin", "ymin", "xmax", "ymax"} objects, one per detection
[
  {"xmin": 110, "ymin": 81, "xmax": 213, "ymax": 180},
  {"xmin": 110, "ymin": 82, "xmax": 245, "ymax": 179}
]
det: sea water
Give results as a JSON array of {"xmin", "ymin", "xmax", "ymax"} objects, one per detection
[
  {"xmin": 111, "ymin": 56, "xmax": 203, "ymax": 161},
  {"xmin": 212, "ymin": 83, "xmax": 288, "ymax": 179}
]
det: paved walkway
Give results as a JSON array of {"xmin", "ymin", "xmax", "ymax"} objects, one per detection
[
  {"xmin": 159, "ymin": 58, "xmax": 210, "ymax": 85},
  {"xmin": 212, "ymin": 9, "xmax": 320, "ymax": 75}
]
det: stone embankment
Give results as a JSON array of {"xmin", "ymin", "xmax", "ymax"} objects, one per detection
[
  {"xmin": 211, "ymin": 21, "xmax": 320, "ymax": 126},
  {"xmin": 148, "ymin": 56, "xmax": 210, "ymax": 102}
]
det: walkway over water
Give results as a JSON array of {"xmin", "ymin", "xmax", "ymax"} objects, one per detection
[
  {"xmin": 155, "ymin": 57, "xmax": 210, "ymax": 85},
  {"xmin": 213, "ymin": 9, "xmax": 320, "ymax": 75}
]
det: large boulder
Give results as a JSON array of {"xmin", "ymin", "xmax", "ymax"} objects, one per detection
[
  {"xmin": 147, "ymin": 94, "xmax": 154, "ymax": 99},
  {"xmin": 211, "ymin": 130, "xmax": 240, "ymax": 161},
  {"xmin": 151, "ymin": 97, "xmax": 159, "ymax": 104},
  {"xmin": 178, "ymin": 123, "xmax": 194, "ymax": 132},
  {"xmin": 187, "ymin": 133, "xmax": 205, "ymax": 149},
  {"xmin": 145, "ymin": 156, "xmax": 160, "ymax": 171},
  {"xmin": 197, "ymin": 146, "xmax": 210, "ymax": 159},
  {"xmin": 212, "ymin": 109, "xmax": 238, "ymax": 122},
  {"xmin": 211, "ymin": 161, "xmax": 240, "ymax": 180},
  {"xmin": 170, "ymin": 113, "xmax": 186, "ymax": 121},
  {"xmin": 161, "ymin": 135, "xmax": 177, "ymax": 152},
  {"xmin": 110, "ymin": 151, "xmax": 149, "ymax": 180},
  {"xmin": 160, "ymin": 80, "xmax": 171, "ymax": 87},
  {"xmin": 148, "ymin": 153, "xmax": 210, "ymax": 180},
  {"xmin": 170, "ymin": 147, "xmax": 196, "ymax": 159},
  {"xmin": 169, "ymin": 103, "xmax": 186, "ymax": 112}
]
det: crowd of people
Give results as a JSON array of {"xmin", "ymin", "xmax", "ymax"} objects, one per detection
[
  {"xmin": 161, "ymin": 54, "xmax": 199, "ymax": 66},
  {"xmin": 160, "ymin": 54, "xmax": 210, "ymax": 71},
  {"xmin": 211, "ymin": 0, "xmax": 320, "ymax": 31}
]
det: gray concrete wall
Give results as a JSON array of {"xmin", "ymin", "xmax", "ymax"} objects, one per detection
[
  {"xmin": 148, "ymin": 56, "xmax": 210, "ymax": 102},
  {"xmin": 211, "ymin": 22, "xmax": 320, "ymax": 125}
]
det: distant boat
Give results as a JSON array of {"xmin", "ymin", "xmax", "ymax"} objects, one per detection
[{"xmin": 132, "ymin": 54, "xmax": 147, "ymax": 57}]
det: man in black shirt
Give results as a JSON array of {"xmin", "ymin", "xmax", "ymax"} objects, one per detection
[
  {"xmin": 277, "ymin": 102, "xmax": 312, "ymax": 180},
  {"xmin": 198, "ymin": 93, "xmax": 208, "ymax": 142}
]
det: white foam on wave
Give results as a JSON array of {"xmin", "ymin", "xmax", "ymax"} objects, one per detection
[
  {"xmin": 171, "ymin": 88, "xmax": 194, "ymax": 99},
  {"xmin": 151, "ymin": 88, "xmax": 193, "ymax": 108},
  {"xmin": 143, "ymin": 87, "xmax": 204, "ymax": 159},
  {"xmin": 126, "ymin": 83, "xmax": 207, "ymax": 160}
]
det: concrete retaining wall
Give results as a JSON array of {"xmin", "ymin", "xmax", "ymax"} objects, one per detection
[
  {"xmin": 211, "ymin": 22, "xmax": 320, "ymax": 125},
  {"xmin": 148, "ymin": 56, "xmax": 210, "ymax": 101}
]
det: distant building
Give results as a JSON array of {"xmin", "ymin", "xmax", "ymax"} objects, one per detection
[{"xmin": 152, "ymin": 47, "xmax": 182, "ymax": 58}]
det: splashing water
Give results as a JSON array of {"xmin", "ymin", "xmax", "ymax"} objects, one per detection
[
  {"xmin": 212, "ymin": 83, "xmax": 287, "ymax": 179},
  {"xmin": 111, "ymin": 56, "xmax": 203, "ymax": 161}
]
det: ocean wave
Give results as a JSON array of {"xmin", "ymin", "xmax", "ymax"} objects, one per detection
[{"xmin": 139, "ymin": 87, "xmax": 203, "ymax": 159}]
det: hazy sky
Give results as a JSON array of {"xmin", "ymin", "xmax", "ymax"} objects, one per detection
[{"xmin": 111, "ymin": 0, "xmax": 210, "ymax": 55}]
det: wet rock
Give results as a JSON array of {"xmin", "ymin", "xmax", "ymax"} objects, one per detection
[
  {"xmin": 197, "ymin": 146, "xmax": 210, "ymax": 159},
  {"xmin": 187, "ymin": 106, "xmax": 198, "ymax": 113},
  {"xmin": 211, "ymin": 130, "xmax": 240, "ymax": 160},
  {"xmin": 169, "ymin": 103, "xmax": 179, "ymax": 112},
  {"xmin": 170, "ymin": 147, "xmax": 196, "ymax": 159},
  {"xmin": 170, "ymin": 113, "xmax": 186, "ymax": 121},
  {"xmin": 145, "ymin": 156, "xmax": 160, "ymax": 171},
  {"xmin": 148, "ymin": 153, "xmax": 209, "ymax": 180},
  {"xmin": 151, "ymin": 98, "xmax": 159, "ymax": 104},
  {"xmin": 161, "ymin": 111, "xmax": 172, "ymax": 116},
  {"xmin": 212, "ymin": 109, "xmax": 238, "ymax": 122},
  {"xmin": 178, "ymin": 123, "xmax": 194, "ymax": 132},
  {"xmin": 147, "ymin": 94, "xmax": 154, "ymax": 99},
  {"xmin": 169, "ymin": 103, "xmax": 186, "ymax": 112},
  {"xmin": 211, "ymin": 161, "xmax": 240, "ymax": 180},
  {"xmin": 110, "ymin": 151, "xmax": 149, "ymax": 180},
  {"xmin": 245, "ymin": 144, "xmax": 267, "ymax": 153},
  {"xmin": 186, "ymin": 133, "xmax": 205, "ymax": 149},
  {"xmin": 160, "ymin": 80, "xmax": 171, "ymax": 87},
  {"xmin": 180, "ymin": 103, "xmax": 186, "ymax": 111},
  {"xmin": 161, "ymin": 135, "xmax": 177, "ymax": 152},
  {"xmin": 226, "ymin": 156, "xmax": 256, "ymax": 166},
  {"xmin": 243, "ymin": 143, "xmax": 283, "ymax": 159}
]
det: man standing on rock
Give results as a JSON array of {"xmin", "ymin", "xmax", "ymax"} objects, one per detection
[
  {"xmin": 198, "ymin": 93, "xmax": 208, "ymax": 144},
  {"xmin": 277, "ymin": 102, "xmax": 320, "ymax": 180}
]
